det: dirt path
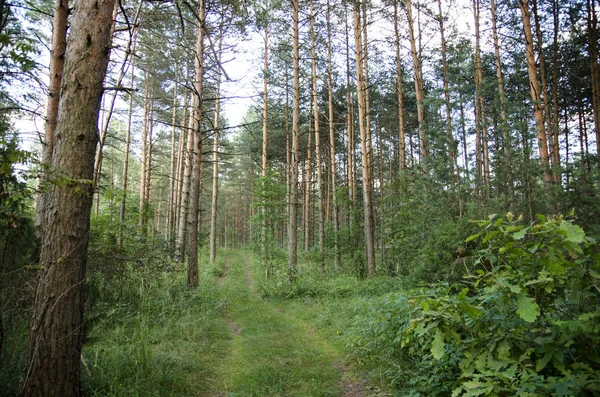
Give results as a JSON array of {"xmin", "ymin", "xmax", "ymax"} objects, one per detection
[{"xmin": 213, "ymin": 251, "xmax": 372, "ymax": 397}]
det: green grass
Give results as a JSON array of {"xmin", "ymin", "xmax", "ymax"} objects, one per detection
[
  {"xmin": 82, "ymin": 263, "xmax": 230, "ymax": 397},
  {"xmin": 215, "ymin": 251, "xmax": 342, "ymax": 396}
]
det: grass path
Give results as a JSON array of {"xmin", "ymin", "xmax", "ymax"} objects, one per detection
[{"xmin": 212, "ymin": 251, "xmax": 368, "ymax": 397}]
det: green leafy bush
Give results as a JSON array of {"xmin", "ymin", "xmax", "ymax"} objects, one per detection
[{"xmin": 353, "ymin": 214, "xmax": 600, "ymax": 396}]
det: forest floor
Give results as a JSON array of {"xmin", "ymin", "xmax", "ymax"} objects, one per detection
[{"xmin": 210, "ymin": 250, "xmax": 371, "ymax": 396}]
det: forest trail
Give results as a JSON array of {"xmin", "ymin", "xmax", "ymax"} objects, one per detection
[{"xmin": 211, "ymin": 251, "xmax": 369, "ymax": 397}]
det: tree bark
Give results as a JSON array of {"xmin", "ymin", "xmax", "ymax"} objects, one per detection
[
  {"xmin": 587, "ymin": 0, "xmax": 600, "ymax": 175},
  {"xmin": 491, "ymin": 0, "xmax": 514, "ymax": 204},
  {"xmin": 119, "ymin": 48, "xmax": 136, "ymax": 246},
  {"xmin": 437, "ymin": 0, "xmax": 462, "ymax": 215},
  {"xmin": 168, "ymin": 64, "xmax": 179, "ymax": 242},
  {"xmin": 35, "ymin": 0, "xmax": 69, "ymax": 233},
  {"xmin": 406, "ymin": 0, "xmax": 427, "ymax": 164},
  {"xmin": 176, "ymin": 92, "xmax": 195, "ymax": 262},
  {"xmin": 288, "ymin": 0, "xmax": 300, "ymax": 279},
  {"xmin": 327, "ymin": 0, "xmax": 340, "ymax": 269},
  {"xmin": 209, "ymin": 20, "xmax": 224, "ymax": 265},
  {"xmin": 310, "ymin": 0, "xmax": 325, "ymax": 263},
  {"xmin": 353, "ymin": 1, "xmax": 375, "ymax": 278},
  {"xmin": 187, "ymin": 0, "xmax": 205, "ymax": 289},
  {"xmin": 261, "ymin": 18, "xmax": 269, "ymax": 269},
  {"xmin": 21, "ymin": 0, "xmax": 116, "ymax": 395},
  {"xmin": 393, "ymin": 0, "xmax": 405, "ymax": 171},
  {"xmin": 520, "ymin": 0, "xmax": 552, "ymax": 183}
]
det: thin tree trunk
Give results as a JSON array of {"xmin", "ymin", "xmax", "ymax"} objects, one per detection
[
  {"xmin": 176, "ymin": 90, "xmax": 196, "ymax": 262},
  {"xmin": 21, "ymin": 1, "xmax": 116, "ymax": 394},
  {"xmin": 406, "ymin": 0, "xmax": 427, "ymax": 164},
  {"xmin": 520, "ymin": 0, "xmax": 552, "ymax": 183},
  {"xmin": 288, "ymin": 0, "xmax": 300, "ymax": 279},
  {"xmin": 261, "ymin": 18, "xmax": 269, "ymax": 269},
  {"xmin": 327, "ymin": 0, "xmax": 340, "ymax": 269},
  {"xmin": 353, "ymin": 1, "xmax": 375, "ymax": 278},
  {"xmin": 532, "ymin": 0, "xmax": 558, "ymax": 181},
  {"xmin": 491, "ymin": 0, "xmax": 514, "ymax": 205},
  {"xmin": 175, "ymin": 91, "xmax": 189, "ymax": 243},
  {"xmin": 551, "ymin": 0, "xmax": 561, "ymax": 183},
  {"xmin": 393, "ymin": 0, "xmax": 405, "ymax": 171},
  {"xmin": 437, "ymin": 0, "xmax": 462, "ymax": 215},
  {"xmin": 210, "ymin": 20, "xmax": 224, "ymax": 265},
  {"xmin": 473, "ymin": 0, "xmax": 485, "ymax": 195},
  {"xmin": 304, "ymin": 110, "xmax": 312, "ymax": 251},
  {"xmin": 168, "ymin": 64, "xmax": 179, "ymax": 242},
  {"xmin": 35, "ymin": 0, "xmax": 69, "ymax": 233},
  {"xmin": 187, "ymin": 0, "xmax": 205, "ymax": 289},
  {"xmin": 119, "ymin": 48, "xmax": 136, "ymax": 246},
  {"xmin": 587, "ymin": 0, "xmax": 600, "ymax": 175},
  {"xmin": 310, "ymin": 0, "xmax": 324, "ymax": 263},
  {"xmin": 139, "ymin": 72, "xmax": 150, "ymax": 227}
]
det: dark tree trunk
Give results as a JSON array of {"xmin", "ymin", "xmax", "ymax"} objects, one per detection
[{"xmin": 21, "ymin": 0, "xmax": 116, "ymax": 395}]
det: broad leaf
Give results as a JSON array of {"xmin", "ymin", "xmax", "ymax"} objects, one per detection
[
  {"xmin": 431, "ymin": 328, "xmax": 445, "ymax": 360},
  {"xmin": 516, "ymin": 294, "xmax": 540, "ymax": 323}
]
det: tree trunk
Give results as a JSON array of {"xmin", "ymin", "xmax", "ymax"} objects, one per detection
[
  {"xmin": 406, "ymin": 0, "xmax": 427, "ymax": 164},
  {"xmin": 288, "ymin": 0, "xmax": 300, "ymax": 279},
  {"xmin": 175, "ymin": 91, "xmax": 189, "ymax": 245},
  {"xmin": 310, "ymin": 0, "xmax": 324, "ymax": 263},
  {"xmin": 520, "ymin": 0, "xmax": 552, "ymax": 183},
  {"xmin": 168, "ymin": 64, "xmax": 179, "ymax": 242},
  {"xmin": 587, "ymin": 0, "xmax": 600, "ymax": 175},
  {"xmin": 176, "ymin": 92, "xmax": 195, "ymax": 262},
  {"xmin": 187, "ymin": 0, "xmax": 205, "ymax": 289},
  {"xmin": 532, "ymin": 0, "xmax": 558, "ymax": 182},
  {"xmin": 473, "ymin": 0, "xmax": 486, "ymax": 195},
  {"xmin": 393, "ymin": 0, "xmax": 405, "ymax": 171},
  {"xmin": 437, "ymin": 0, "xmax": 462, "ymax": 215},
  {"xmin": 327, "ymin": 0, "xmax": 340, "ymax": 269},
  {"xmin": 210, "ymin": 21, "xmax": 224, "ymax": 265},
  {"xmin": 491, "ymin": 0, "xmax": 514, "ymax": 205},
  {"xmin": 261, "ymin": 19, "xmax": 269, "ymax": 269},
  {"xmin": 36, "ymin": 0, "xmax": 69, "ymax": 230},
  {"xmin": 21, "ymin": 1, "xmax": 116, "ymax": 395},
  {"xmin": 353, "ymin": 1, "xmax": 375, "ymax": 278},
  {"xmin": 139, "ymin": 71, "xmax": 150, "ymax": 226},
  {"xmin": 119, "ymin": 48, "xmax": 136, "ymax": 246}
]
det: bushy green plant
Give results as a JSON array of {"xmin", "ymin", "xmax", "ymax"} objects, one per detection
[{"xmin": 353, "ymin": 214, "xmax": 600, "ymax": 396}]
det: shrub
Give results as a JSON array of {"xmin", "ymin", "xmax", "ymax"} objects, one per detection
[{"xmin": 353, "ymin": 214, "xmax": 600, "ymax": 396}]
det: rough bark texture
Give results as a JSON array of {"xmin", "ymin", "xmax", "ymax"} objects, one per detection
[
  {"xmin": 187, "ymin": 0, "xmax": 205, "ymax": 289},
  {"xmin": 288, "ymin": 0, "xmax": 300, "ymax": 278},
  {"xmin": 21, "ymin": 0, "xmax": 116, "ymax": 395},
  {"xmin": 176, "ymin": 93, "xmax": 196, "ymax": 262},
  {"xmin": 35, "ymin": 0, "xmax": 69, "ymax": 233},
  {"xmin": 520, "ymin": 0, "xmax": 551, "ymax": 182},
  {"xmin": 353, "ymin": 2, "xmax": 375, "ymax": 278},
  {"xmin": 119, "ymin": 52, "xmax": 136, "ymax": 239}
]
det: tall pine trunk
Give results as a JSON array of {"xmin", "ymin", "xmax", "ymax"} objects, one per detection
[
  {"xmin": 288, "ymin": 0, "xmax": 300, "ymax": 279},
  {"xmin": 21, "ymin": 1, "xmax": 116, "ymax": 394},
  {"xmin": 520, "ymin": 0, "xmax": 552, "ymax": 183},
  {"xmin": 353, "ymin": 1, "xmax": 375, "ymax": 278},
  {"xmin": 187, "ymin": 0, "xmax": 205, "ymax": 289}
]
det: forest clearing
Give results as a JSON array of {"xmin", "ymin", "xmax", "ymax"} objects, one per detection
[{"xmin": 1, "ymin": 0, "xmax": 600, "ymax": 395}]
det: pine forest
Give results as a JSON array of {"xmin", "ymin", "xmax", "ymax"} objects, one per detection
[{"xmin": 1, "ymin": 0, "xmax": 599, "ymax": 395}]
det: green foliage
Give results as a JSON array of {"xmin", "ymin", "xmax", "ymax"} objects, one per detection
[
  {"xmin": 352, "ymin": 214, "xmax": 600, "ymax": 396},
  {"xmin": 261, "ymin": 273, "xmax": 402, "ymax": 300},
  {"xmin": 82, "ymin": 261, "xmax": 228, "ymax": 396}
]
